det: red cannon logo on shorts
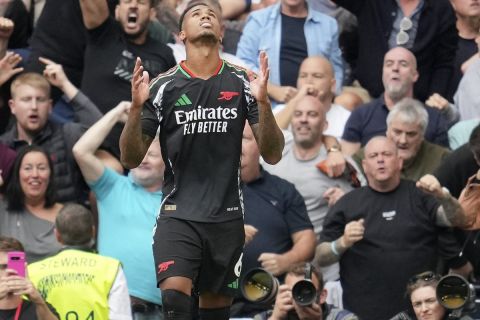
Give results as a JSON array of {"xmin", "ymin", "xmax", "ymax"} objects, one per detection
[
  {"xmin": 218, "ymin": 91, "xmax": 239, "ymax": 101},
  {"xmin": 157, "ymin": 260, "xmax": 175, "ymax": 273}
]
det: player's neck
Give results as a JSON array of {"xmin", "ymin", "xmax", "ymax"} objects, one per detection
[{"xmin": 185, "ymin": 45, "xmax": 222, "ymax": 79}]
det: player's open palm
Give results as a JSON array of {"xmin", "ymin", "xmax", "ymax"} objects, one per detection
[
  {"xmin": 249, "ymin": 51, "xmax": 270, "ymax": 103},
  {"xmin": 131, "ymin": 57, "xmax": 150, "ymax": 109}
]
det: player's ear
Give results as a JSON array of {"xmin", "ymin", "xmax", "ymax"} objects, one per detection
[{"xmin": 179, "ymin": 30, "xmax": 186, "ymax": 42}]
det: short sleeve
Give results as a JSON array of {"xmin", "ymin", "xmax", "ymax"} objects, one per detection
[
  {"xmin": 87, "ymin": 16, "xmax": 118, "ymax": 45},
  {"xmin": 415, "ymin": 187, "xmax": 441, "ymax": 225},
  {"xmin": 284, "ymin": 183, "xmax": 314, "ymax": 234},
  {"xmin": 141, "ymin": 99, "xmax": 160, "ymax": 138},
  {"xmin": 88, "ymin": 167, "xmax": 120, "ymax": 200},
  {"xmin": 341, "ymin": 109, "xmax": 362, "ymax": 143},
  {"xmin": 243, "ymin": 72, "xmax": 259, "ymax": 126},
  {"xmin": 319, "ymin": 201, "xmax": 348, "ymax": 243}
]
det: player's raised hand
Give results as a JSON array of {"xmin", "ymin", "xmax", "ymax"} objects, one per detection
[
  {"xmin": 131, "ymin": 57, "xmax": 150, "ymax": 109},
  {"xmin": 248, "ymin": 51, "xmax": 270, "ymax": 104}
]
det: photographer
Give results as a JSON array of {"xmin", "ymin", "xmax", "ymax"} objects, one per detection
[
  {"xmin": 390, "ymin": 271, "xmax": 474, "ymax": 320},
  {"xmin": 254, "ymin": 264, "xmax": 357, "ymax": 320}
]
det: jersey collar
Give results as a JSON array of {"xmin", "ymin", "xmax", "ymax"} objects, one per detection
[{"xmin": 179, "ymin": 59, "xmax": 224, "ymax": 78}]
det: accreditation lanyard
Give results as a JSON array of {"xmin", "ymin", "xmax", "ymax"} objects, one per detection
[{"xmin": 13, "ymin": 301, "xmax": 22, "ymax": 320}]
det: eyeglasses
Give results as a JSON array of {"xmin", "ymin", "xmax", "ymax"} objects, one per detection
[
  {"xmin": 408, "ymin": 271, "xmax": 439, "ymax": 285},
  {"xmin": 396, "ymin": 16, "xmax": 413, "ymax": 46}
]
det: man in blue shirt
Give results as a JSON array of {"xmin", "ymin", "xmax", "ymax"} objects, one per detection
[
  {"xmin": 73, "ymin": 101, "xmax": 164, "ymax": 319},
  {"xmin": 236, "ymin": 0, "xmax": 343, "ymax": 105}
]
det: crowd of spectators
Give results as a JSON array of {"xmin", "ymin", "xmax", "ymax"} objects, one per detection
[{"xmin": 0, "ymin": 0, "xmax": 479, "ymax": 319}]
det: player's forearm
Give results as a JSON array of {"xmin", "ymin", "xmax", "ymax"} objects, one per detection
[
  {"xmin": 314, "ymin": 238, "xmax": 347, "ymax": 267},
  {"xmin": 256, "ymin": 100, "xmax": 284, "ymax": 164},
  {"xmin": 119, "ymin": 107, "xmax": 149, "ymax": 169},
  {"xmin": 275, "ymin": 96, "xmax": 298, "ymax": 129}
]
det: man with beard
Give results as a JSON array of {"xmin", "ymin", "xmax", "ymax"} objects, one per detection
[
  {"xmin": 79, "ymin": 0, "xmax": 176, "ymax": 159},
  {"xmin": 341, "ymin": 47, "xmax": 449, "ymax": 156},
  {"xmin": 119, "ymin": 1, "xmax": 284, "ymax": 319}
]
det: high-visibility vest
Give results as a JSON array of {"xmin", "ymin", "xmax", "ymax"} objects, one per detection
[{"xmin": 28, "ymin": 249, "xmax": 120, "ymax": 320}]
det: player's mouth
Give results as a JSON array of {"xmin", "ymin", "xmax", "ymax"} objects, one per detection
[{"xmin": 200, "ymin": 21, "xmax": 212, "ymax": 28}]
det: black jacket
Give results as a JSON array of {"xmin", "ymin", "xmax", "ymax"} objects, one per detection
[{"xmin": 333, "ymin": 0, "xmax": 458, "ymax": 101}]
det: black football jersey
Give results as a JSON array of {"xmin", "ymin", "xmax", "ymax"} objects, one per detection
[{"xmin": 142, "ymin": 60, "xmax": 259, "ymax": 222}]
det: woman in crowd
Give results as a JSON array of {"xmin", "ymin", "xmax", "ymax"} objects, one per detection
[
  {"xmin": 0, "ymin": 145, "xmax": 63, "ymax": 263},
  {"xmin": 390, "ymin": 271, "xmax": 473, "ymax": 320}
]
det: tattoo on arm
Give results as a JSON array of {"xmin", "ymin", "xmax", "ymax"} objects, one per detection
[
  {"xmin": 315, "ymin": 238, "xmax": 347, "ymax": 267},
  {"xmin": 436, "ymin": 195, "xmax": 470, "ymax": 228}
]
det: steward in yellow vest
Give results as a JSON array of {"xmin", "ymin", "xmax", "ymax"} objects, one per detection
[
  {"xmin": 28, "ymin": 248, "xmax": 121, "ymax": 320},
  {"xmin": 27, "ymin": 203, "xmax": 131, "ymax": 320}
]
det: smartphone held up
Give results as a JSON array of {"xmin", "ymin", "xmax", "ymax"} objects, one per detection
[{"xmin": 7, "ymin": 251, "xmax": 25, "ymax": 277}]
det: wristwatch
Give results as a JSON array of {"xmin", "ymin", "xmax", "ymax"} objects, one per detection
[{"xmin": 327, "ymin": 145, "xmax": 342, "ymax": 153}]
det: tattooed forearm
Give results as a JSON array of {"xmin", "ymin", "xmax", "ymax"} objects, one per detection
[
  {"xmin": 314, "ymin": 239, "xmax": 347, "ymax": 267},
  {"xmin": 436, "ymin": 194, "xmax": 472, "ymax": 228}
]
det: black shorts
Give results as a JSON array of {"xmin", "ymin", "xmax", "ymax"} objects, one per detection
[{"xmin": 153, "ymin": 216, "xmax": 245, "ymax": 296}]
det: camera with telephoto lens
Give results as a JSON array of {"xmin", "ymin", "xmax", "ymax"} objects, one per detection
[
  {"xmin": 436, "ymin": 274, "xmax": 477, "ymax": 319},
  {"xmin": 240, "ymin": 264, "xmax": 318, "ymax": 307}
]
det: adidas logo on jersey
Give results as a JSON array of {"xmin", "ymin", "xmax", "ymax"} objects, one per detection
[
  {"xmin": 175, "ymin": 94, "xmax": 192, "ymax": 106},
  {"xmin": 227, "ymin": 279, "xmax": 239, "ymax": 289}
]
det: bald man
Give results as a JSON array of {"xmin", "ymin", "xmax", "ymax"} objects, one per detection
[
  {"xmin": 341, "ymin": 47, "xmax": 449, "ymax": 155},
  {"xmin": 315, "ymin": 136, "xmax": 471, "ymax": 320},
  {"xmin": 275, "ymin": 55, "xmax": 351, "ymax": 139}
]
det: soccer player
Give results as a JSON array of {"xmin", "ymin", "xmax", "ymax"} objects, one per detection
[{"xmin": 119, "ymin": 1, "xmax": 284, "ymax": 319}]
